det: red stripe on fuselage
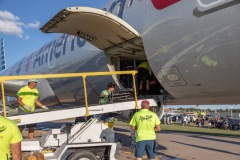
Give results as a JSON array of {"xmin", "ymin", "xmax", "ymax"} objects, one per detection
[{"xmin": 151, "ymin": 0, "xmax": 181, "ymax": 10}]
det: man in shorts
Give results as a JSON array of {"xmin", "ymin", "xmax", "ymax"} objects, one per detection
[
  {"xmin": 17, "ymin": 79, "xmax": 48, "ymax": 139},
  {"xmin": 130, "ymin": 100, "xmax": 161, "ymax": 160}
]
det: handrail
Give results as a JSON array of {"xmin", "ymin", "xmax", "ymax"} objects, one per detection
[
  {"xmin": 0, "ymin": 70, "xmax": 138, "ymax": 117},
  {"xmin": 196, "ymin": 0, "xmax": 234, "ymax": 12}
]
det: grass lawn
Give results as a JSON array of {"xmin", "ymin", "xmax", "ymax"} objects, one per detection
[
  {"xmin": 161, "ymin": 123, "xmax": 240, "ymax": 138},
  {"xmin": 115, "ymin": 121, "xmax": 240, "ymax": 138}
]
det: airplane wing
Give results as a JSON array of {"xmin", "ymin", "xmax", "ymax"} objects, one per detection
[{"xmin": 40, "ymin": 7, "xmax": 146, "ymax": 61}]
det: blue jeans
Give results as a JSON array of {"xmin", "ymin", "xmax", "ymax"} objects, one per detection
[{"xmin": 135, "ymin": 140, "xmax": 156, "ymax": 159}]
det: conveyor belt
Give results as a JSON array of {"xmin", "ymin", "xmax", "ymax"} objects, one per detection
[{"xmin": 7, "ymin": 99, "xmax": 157, "ymax": 126}]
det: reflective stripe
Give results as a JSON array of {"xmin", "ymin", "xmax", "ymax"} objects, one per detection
[
  {"xmin": 16, "ymin": 92, "xmax": 39, "ymax": 97},
  {"xmin": 16, "ymin": 86, "xmax": 39, "ymax": 112}
]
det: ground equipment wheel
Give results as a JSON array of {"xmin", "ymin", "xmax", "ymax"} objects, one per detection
[{"xmin": 67, "ymin": 150, "xmax": 97, "ymax": 160}]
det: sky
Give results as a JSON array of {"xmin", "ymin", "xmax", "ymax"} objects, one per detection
[{"xmin": 0, "ymin": 0, "xmax": 110, "ymax": 67}]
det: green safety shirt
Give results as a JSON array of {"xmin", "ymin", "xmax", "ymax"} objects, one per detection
[
  {"xmin": 0, "ymin": 116, "xmax": 23, "ymax": 160},
  {"xmin": 138, "ymin": 61, "xmax": 151, "ymax": 73},
  {"xmin": 16, "ymin": 86, "xmax": 39, "ymax": 112},
  {"xmin": 130, "ymin": 109, "xmax": 160, "ymax": 142},
  {"xmin": 99, "ymin": 90, "xmax": 110, "ymax": 104}
]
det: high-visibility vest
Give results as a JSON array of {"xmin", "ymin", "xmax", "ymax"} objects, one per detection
[
  {"xmin": 99, "ymin": 90, "xmax": 110, "ymax": 104},
  {"xmin": 138, "ymin": 61, "xmax": 151, "ymax": 73}
]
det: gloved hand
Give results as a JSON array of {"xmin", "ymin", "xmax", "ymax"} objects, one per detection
[
  {"xmin": 42, "ymin": 105, "xmax": 49, "ymax": 110},
  {"xmin": 24, "ymin": 106, "xmax": 32, "ymax": 111}
]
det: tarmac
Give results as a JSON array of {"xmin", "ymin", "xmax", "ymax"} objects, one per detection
[
  {"xmin": 114, "ymin": 126, "xmax": 240, "ymax": 160},
  {"xmin": 22, "ymin": 121, "xmax": 240, "ymax": 160}
]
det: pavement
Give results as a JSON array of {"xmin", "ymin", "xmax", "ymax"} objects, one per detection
[
  {"xmin": 22, "ymin": 121, "xmax": 240, "ymax": 160},
  {"xmin": 114, "ymin": 126, "xmax": 240, "ymax": 160}
]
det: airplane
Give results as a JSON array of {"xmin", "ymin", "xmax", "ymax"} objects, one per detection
[{"xmin": 1, "ymin": 0, "xmax": 240, "ymax": 121}]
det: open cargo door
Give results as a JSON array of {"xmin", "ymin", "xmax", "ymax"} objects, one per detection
[{"xmin": 40, "ymin": 7, "xmax": 141, "ymax": 50}]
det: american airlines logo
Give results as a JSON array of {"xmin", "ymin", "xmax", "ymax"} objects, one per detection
[{"xmin": 151, "ymin": 0, "xmax": 181, "ymax": 10}]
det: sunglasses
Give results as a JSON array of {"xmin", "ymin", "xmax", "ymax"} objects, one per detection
[{"xmin": 31, "ymin": 81, "xmax": 38, "ymax": 83}]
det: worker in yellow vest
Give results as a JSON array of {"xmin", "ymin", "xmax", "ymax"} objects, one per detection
[
  {"xmin": 0, "ymin": 116, "xmax": 23, "ymax": 160},
  {"xmin": 99, "ymin": 82, "xmax": 115, "ymax": 104},
  {"xmin": 17, "ymin": 79, "xmax": 48, "ymax": 139}
]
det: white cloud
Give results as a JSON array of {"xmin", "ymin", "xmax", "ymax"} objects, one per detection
[
  {"xmin": 0, "ymin": 10, "xmax": 19, "ymax": 21},
  {"xmin": 26, "ymin": 21, "xmax": 40, "ymax": 28},
  {"xmin": 0, "ymin": 10, "xmax": 40, "ymax": 38},
  {"xmin": 0, "ymin": 20, "xmax": 23, "ymax": 37}
]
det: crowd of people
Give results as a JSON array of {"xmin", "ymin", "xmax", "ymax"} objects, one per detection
[
  {"xmin": 161, "ymin": 114, "xmax": 240, "ymax": 131},
  {"xmin": 161, "ymin": 114, "xmax": 206, "ymax": 126}
]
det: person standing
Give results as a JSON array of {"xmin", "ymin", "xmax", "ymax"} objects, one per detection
[
  {"xmin": 183, "ymin": 115, "xmax": 187, "ymax": 126},
  {"xmin": 0, "ymin": 116, "xmax": 23, "ymax": 160},
  {"xmin": 137, "ymin": 61, "xmax": 151, "ymax": 95},
  {"xmin": 17, "ymin": 79, "xmax": 48, "ymax": 139},
  {"xmin": 130, "ymin": 100, "xmax": 161, "ymax": 160}
]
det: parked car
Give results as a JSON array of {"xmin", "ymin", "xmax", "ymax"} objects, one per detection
[{"xmin": 224, "ymin": 118, "xmax": 240, "ymax": 130}]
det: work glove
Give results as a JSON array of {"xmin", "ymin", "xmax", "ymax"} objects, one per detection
[
  {"xmin": 42, "ymin": 105, "xmax": 49, "ymax": 110},
  {"xmin": 23, "ymin": 106, "xmax": 32, "ymax": 111}
]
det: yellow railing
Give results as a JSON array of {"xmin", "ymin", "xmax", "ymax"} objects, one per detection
[{"xmin": 1, "ymin": 70, "xmax": 138, "ymax": 117}]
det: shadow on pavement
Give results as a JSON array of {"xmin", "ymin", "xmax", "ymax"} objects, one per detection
[
  {"xmin": 188, "ymin": 135, "xmax": 240, "ymax": 145},
  {"xmin": 172, "ymin": 140, "xmax": 240, "ymax": 156},
  {"xmin": 161, "ymin": 129, "xmax": 240, "ymax": 138}
]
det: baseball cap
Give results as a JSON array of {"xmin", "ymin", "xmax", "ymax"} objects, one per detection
[
  {"xmin": 28, "ymin": 79, "xmax": 39, "ymax": 83},
  {"xmin": 141, "ymin": 100, "xmax": 150, "ymax": 105}
]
